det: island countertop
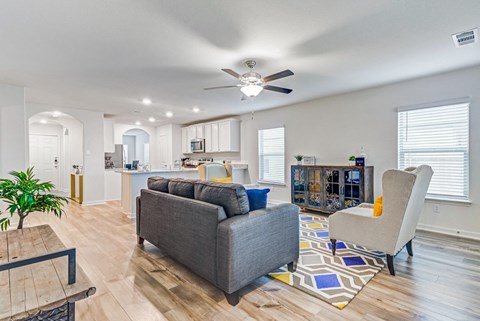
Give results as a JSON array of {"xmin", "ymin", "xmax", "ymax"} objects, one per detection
[
  {"xmin": 119, "ymin": 164, "xmax": 249, "ymax": 217},
  {"xmin": 115, "ymin": 168, "xmax": 198, "ymax": 175},
  {"xmin": 115, "ymin": 163, "xmax": 248, "ymax": 175}
]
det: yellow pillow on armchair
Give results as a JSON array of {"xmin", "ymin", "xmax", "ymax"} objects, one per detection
[
  {"xmin": 211, "ymin": 177, "xmax": 233, "ymax": 183},
  {"xmin": 373, "ymin": 196, "xmax": 383, "ymax": 216}
]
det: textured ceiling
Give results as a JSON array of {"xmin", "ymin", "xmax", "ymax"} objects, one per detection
[{"xmin": 1, "ymin": 0, "xmax": 479, "ymax": 125}]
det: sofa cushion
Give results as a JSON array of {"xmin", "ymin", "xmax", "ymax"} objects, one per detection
[
  {"xmin": 211, "ymin": 177, "xmax": 233, "ymax": 183},
  {"xmin": 147, "ymin": 177, "xmax": 170, "ymax": 193},
  {"xmin": 168, "ymin": 178, "xmax": 197, "ymax": 199},
  {"xmin": 246, "ymin": 188, "xmax": 270, "ymax": 211},
  {"xmin": 373, "ymin": 196, "xmax": 383, "ymax": 216},
  {"xmin": 194, "ymin": 181, "xmax": 250, "ymax": 217}
]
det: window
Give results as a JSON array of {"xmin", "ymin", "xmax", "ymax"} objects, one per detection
[
  {"xmin": 398, "ymin": 103, "xmax": 469, "ymax": 201},
  {"xmin": 258, "ymin": 127, "xmax": 285, "ymax": 185}
]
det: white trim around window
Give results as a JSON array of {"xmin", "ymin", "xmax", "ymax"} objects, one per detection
[
  {"xmin": 258, "ymin": 126, "xmax": 285, "ymax": 185},
  {"xmin": 398, "ymin": 102, "xmax": 470, "ymax": 202}
]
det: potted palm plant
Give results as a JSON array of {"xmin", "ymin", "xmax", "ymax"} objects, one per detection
[
  {"xmin": 294, "ymin": 155, "xmax": 304, "ymax": 165},
  {"xmin": 0, "ymin": 168, "xmax": 68, "ymax": 230}
]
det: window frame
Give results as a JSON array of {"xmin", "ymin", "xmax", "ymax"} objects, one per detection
[
  {"xmin": 258, "ymin": 126, "xmax": 286, "ymax": 186},
  {"xmin": 397, "ymin": 102, "xmax": 470, "ymax": 202}
]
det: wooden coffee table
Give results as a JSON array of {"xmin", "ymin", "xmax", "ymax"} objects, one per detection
[{"xmin": 0, "ymin": 225, "xmax": 96, "ymax": 321}]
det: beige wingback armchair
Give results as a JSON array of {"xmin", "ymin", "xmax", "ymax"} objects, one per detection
[
  {"xmin": 329, "ymin": 165, "xmax": 433, "ymax": 275},
  {"xmin": 198, "ymin": 162, "xmax": 232, "ymax": 181}
]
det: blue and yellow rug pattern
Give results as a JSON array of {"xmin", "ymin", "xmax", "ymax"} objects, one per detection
[{"xmin": 269, "ymin": 213, "xmax": 385, "ymax": 309}]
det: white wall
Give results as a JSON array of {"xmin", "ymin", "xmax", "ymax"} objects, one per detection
[
  {"xmin": 156, "ymin": 124, "xmax": 184, "ymax": 169},
  {"xmin": 134, "ymin": 132, "xmax": 149, "ymax": 164},
  {"xmin": 241, "ymin": 65, "xmax": 480, "ymax": 239},
  {"xmin": 123, "ymin": 135, "xmax": 136, "ymax": 164},
  {"xmin": 29, "ymin": 119, "xmax": 83, "ymax": 193},
  {"xmin": 27, "ymin": 104, "xmax": 105, "ymax": 205},
  {"xmin": 0, "ymin": 84, "xmax": 27, "ymax": 177},
  {"xmin": 114, "ymin": 123, "xmax": 157, "ymax": 167}
]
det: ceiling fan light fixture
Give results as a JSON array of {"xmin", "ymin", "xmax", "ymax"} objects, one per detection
[{"xmin": 240, "ymin": 85, "xmax": 263, "ymax": 97}]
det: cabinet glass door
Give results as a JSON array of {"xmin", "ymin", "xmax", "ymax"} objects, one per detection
[
  {"xmin": 344, "ymin": 169, "xmax": 362, "ymax": 208},
  {"xmin": 307, "ymin": 168, "xmax": 322, "ymax": 208},
  {"xmin": 324, "ymin": 169, "xmax": 341, "ymax": 211},
  {"xmin": 291, "ymin": 166, "xmax": 307, "ymax": 205}
]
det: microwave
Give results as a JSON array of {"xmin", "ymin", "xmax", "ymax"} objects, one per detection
[{"xmin": 191, "ymin": 138, "xmax": 205, "ymax": 153}]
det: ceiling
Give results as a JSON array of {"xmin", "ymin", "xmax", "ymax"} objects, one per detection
[{"xmin": 1, "ymin": 0, "xmax": 479, "ymax": 125}]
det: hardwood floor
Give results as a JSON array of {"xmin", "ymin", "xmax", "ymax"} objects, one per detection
[{"xmin": 25, "ymin": 201, "xmax": 480, "ymax": 321}]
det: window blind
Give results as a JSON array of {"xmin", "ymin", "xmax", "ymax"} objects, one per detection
[
  {"xmin": 398, "ymin": 103, "xmax": 469, "ymax": 201},
  {"xmin": 258, "ymin": 127, "xmax": 285, "ymax": 184}
]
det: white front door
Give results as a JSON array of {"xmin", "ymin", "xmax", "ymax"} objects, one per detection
[{"xmin": 29, "ymin": 134, "xmax": 60, "ymax": 187}]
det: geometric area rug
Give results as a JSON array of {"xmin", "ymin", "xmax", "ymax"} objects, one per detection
[{"xmin": 269, "ymin": 213, "xmax": 386, "ymax": 309}]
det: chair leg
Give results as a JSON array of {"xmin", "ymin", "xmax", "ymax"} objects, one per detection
[
  {"xmin": 386, "ymin": 254, "xmax": 395, "ymax": 276},
  {"xmin": 330, "ymin": 239, "xmax": 337, "ymax": 256},
  {"xmin": 288, "ymin": 260, "xmax": 298, "ymax": 273},
  {"xmin": 137, "ymin": 236, "xmax": 144, "ymax": 245},
  {"xmin": 224, "ymin": 291, "xmax": 240, "ymax": 306},
  {"xmin": 406, "ymin": 239, "xmax": 413, "ymax": 256}
]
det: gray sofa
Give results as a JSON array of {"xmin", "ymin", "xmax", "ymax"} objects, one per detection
[{"xmin": 136, "ymin": 177, "xmax": 300, "ymax": 305}]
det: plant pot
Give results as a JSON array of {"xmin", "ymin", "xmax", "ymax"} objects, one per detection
[{"xmin": 349, "ymin": 161, "xmax": 356, "ymax": 166}]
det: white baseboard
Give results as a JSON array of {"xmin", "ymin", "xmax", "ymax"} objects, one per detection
[
  {"xmin": 104, "ymin": 198, "xmax": 120, "ymax": 202},
  {"xmin": 121, "ymin": 210, "xmax": 135, "ymax": 219},
  {"xmin": 417, "ymin": 223, "xmax": 480, "ymax": 241},
  {"xmin": 81, "ymin": 200, "xmax": 107, "ymax": 206}
]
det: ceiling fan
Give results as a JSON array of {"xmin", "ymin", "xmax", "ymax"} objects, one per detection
[{"xmin": 204, "ymin": 59, "xmax": 294, "ymax": 99}]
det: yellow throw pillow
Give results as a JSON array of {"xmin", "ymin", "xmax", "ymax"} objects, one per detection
[
  {"xmin": 373, "ymin": 196, "xmax": 383, "ymax": 217},
  {"xmin": 211, "ymin": 177, "xmax": 233, "ymax": 183}
]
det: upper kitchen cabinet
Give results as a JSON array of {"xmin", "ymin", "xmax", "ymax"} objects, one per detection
[
  {"xmin": 181, "ymin": 119, "xmax": 240, "ymax": 154},
  {"xmin": 181, "ymin": 127, "xmax": 189, "ymax": 154},
  {"xmin": 218, "ymin": 120, "xmax": 240, "ymax": 152},
  {"xmin": 195, "ymin": 124, "xmax": 204, "ymax": 139},
  {"xmin": 204, "ymin": 122, "xmax": 219, "ymax": 153},
  {"xmin": 104, "ymin": 119, "xmax": 115, "ymax": 153}
]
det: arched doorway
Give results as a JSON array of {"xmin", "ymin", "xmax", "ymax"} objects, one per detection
[
  {"xmin": 28, "ymin": 111, "xmax": 84, "ymax": 194},
  {"xmin": 122, "ymin": 128, "xmax": 150, "ymax": 168}
]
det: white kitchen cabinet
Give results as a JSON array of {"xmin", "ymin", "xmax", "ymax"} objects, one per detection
[
  {"xmin": 104, "ymin": 119, "xmax": 115, "ymax": 153},
  {"xmin": 195, "ymin": 124, "xmax": 204, "ymax": 139},
  {"xmin": 187, "ymin": 126, "xmax": 196, "ymax": 143},
  {"xmin": 182, "ymin": 119, "xmax": 239, "ymax": 154},
  {"xmin": 204, "ymin": 123, "xmax": 212, "ymax": 152},
  {"xmin": 211, "ymin": 122, "xmax": 219, "ymax": 152},
  {"xmin": 181, "ymin": 127, "xmax": 189, "ymax": 154},
  {"xmin": 218, "ymin": 120, "xmax": 240, "ymax": 152}
]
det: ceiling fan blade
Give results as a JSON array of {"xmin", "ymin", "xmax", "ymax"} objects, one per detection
[
  {"xmin": 263, "ymin": 85, "xmax": 293, "ymax": 94},
  {"xmin": 204, "ymin": 85, "xmax": 239, "ymax": 90},
  {"xmin": 262, "ymin": 69, "xmax": 294, "ymax": 83},
  {"xmin": 221, "ymin": 69, "xmax": 241, "ymax": 79}
]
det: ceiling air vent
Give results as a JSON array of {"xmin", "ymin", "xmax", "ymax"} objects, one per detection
[{"xmin": 452, "ymin": 28, "xmax": 478, "ymax": 47}]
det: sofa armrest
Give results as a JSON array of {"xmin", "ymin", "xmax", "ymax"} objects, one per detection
[
  {"xmin": 136, "ymin": 196, "xmax": 141, "ymax": 236},
  {"xmin": 358, "ymin": 203, "xmax": 374, "ymax": 209},
  {"xmin": 216, "ymin": 203, "xmax": 300, "ymax": 293}
]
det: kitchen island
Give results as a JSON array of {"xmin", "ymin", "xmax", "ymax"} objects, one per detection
[{"xmin": 118, "ymin": 165, "xmax": 249, "ymax": 218}]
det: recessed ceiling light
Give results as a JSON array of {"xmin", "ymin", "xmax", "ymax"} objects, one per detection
[
  {"xmin": 52, "ymin": 111, "xmax": 61, "ymax": 118},
  {"xmin": 40, "ymin": 119, "xmax": 47, "ymax": 124},
  {"xmin": 142, "ymin": 98, "xmax": 152, "ymax": 105},
  {"xmin": 165, "ymin": 111, "xmax": 173, "ymax": 118},
  {"xmin": 135, "ymin": 121, "xmax": 141, "ymax": 126},
  {"xmin": 193, "ymin": 107, "xmax": 200, "ymax": 113},
  {"xmin": 148, "ymin": 117, "xmax": 155, "ymax": 122}
]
